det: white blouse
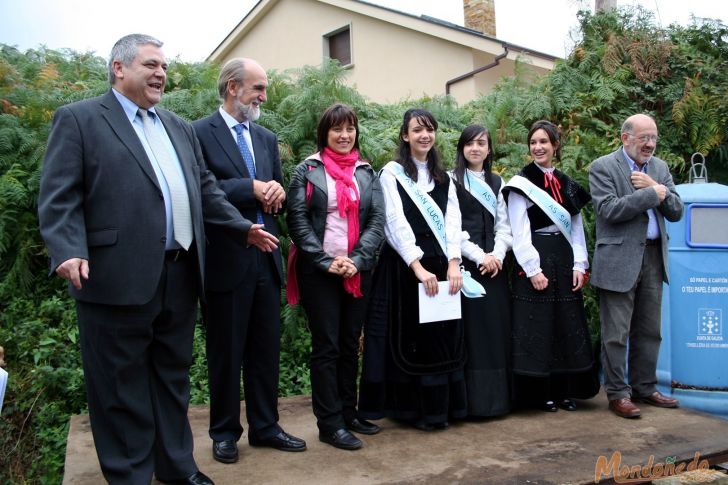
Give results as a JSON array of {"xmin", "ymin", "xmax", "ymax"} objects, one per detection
[
  {"xmin": 507, "ymin": 165, "xmax": 589, "ymax": 277},
  {"xmin": 455, "ymin": 169, "xmax": 513, "ymax": 266},
  {"xmin": 381, "ymin": 159, "xmax": 462, "ymax": 266}
]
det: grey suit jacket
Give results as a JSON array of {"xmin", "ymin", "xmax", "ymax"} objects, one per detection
[
  {"xmin": 589, "ymin": 148, "xmax": 683, "ymax": 292},
  {"xmin": 38, "ymin": 90, "xmax": 251, "ymax": 305}
]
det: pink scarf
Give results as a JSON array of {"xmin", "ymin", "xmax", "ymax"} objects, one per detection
[{"xmin": 322, "ymin": 147, "xmax": 362, "ymax": 298}]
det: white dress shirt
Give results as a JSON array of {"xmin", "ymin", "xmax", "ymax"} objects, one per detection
[
  {"xmin": 219, "ymin": 107, "xmax": 257, "ymax": 169},
  {"xmin": 381, "ymin": 159, "xmax": 462, "ymax": 266},
  {"xmin": 455, "ymin": 169, "xmax": 513, "ymax": 265},
  {"xmin": 507, "ymin": 164, "xmax": 589, "ymax": 277}
]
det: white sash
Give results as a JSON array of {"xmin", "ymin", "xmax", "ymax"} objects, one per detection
[
  {"xmin": 505, "ymin": 175, "xmax": 573, "ymax": 245},
  {"xmin": 451, "ymin": 170, "xmax": 497, "ymax": 219},
  {"xmin": 385, "ymin": 162, "xmax": 485, "ymax": 298}
]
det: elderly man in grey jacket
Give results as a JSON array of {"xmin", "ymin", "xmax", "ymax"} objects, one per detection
[{"xmin": 589, "ymin": 113, "xmax": 683, "ymax": 419}]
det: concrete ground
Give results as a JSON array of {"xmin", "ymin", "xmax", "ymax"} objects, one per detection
[{"xmin": 64, "ymin": 391, "xmax": 728, "ymax": 485}]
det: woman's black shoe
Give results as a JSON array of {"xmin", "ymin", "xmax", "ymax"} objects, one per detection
[
  {"xmin": 412, "ymin": 420, "xmax": 434, "ymax": 431},
  {"xmin": 319, "ymin": 428, "xmax": 362, "ymax": 450},
  {"xmin": 558, "ymin": 399, "xmax": 577, "ymax": 411},
  {"xmin": 412, "ymin": 420, "xmax": 448, "ymax": 431},
  {"xmin": 346, "ymin": 418, "xmax": 381, "ymax": 435},
  {"xmin": 540, "ymin": 400, "xmax": 558, "ymax": 412}
]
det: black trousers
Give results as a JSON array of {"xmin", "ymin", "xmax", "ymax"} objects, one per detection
[
  {"xmin": 205, "ymin": 250, "xmax": 282, "ymax": 442},
  {"xmin": 77, "ymin": 252, "xmax": 198, "ymax": 484},
  {"xmin": 298, "ymin": 262, "xmax": 371, "ymax": 433}
]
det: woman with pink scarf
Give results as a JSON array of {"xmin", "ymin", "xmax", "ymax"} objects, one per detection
[{"xmin": 286, "ymin": 104, "xmax": 385, "ymax": 450}]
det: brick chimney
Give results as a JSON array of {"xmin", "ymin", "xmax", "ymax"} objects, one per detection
[{"xmin": 464, "ymin": 0, "xmax": 496, "ymax": 37}]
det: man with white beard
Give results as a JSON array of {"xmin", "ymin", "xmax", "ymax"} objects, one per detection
[{"xmin": 193, "ymin": 58, "xmax": 306, "ymax": 464}]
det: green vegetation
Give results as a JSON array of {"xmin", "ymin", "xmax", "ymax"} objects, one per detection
[{"xmin": 1, "ymin": 7, "xmax": 727, "ymax": 483}]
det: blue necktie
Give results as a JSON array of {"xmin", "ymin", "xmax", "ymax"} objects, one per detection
[{"xmin": 234, "ymin": 123, "xmax": 264, "ymax": 225}]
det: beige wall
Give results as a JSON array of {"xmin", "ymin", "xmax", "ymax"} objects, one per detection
[
  {"xmin": 468, "ymin": 50, "xmax": 551, "ymax": 96},
  {"xmin": 218, "ymin": 0, "xmax": 550, "ymax": 104}
]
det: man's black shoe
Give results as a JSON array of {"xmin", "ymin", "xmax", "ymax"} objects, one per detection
[
  {"xmin": 158, "ymin": 471, "xmax": 214, "ymax": 485},
  {"xmin": 319, "ymin": 428, "xmax": 363, "ymax": 450},
  {"xmin": 212, "ymin": 440, "xmax": 238, "ymax": 464},
  {"xmin": 346, "ymin": 418, "xmax": 381, "ymax": 435},
  {"xmin": 249, "ymin": 430, "xmax": 307, "ymax": 452}
]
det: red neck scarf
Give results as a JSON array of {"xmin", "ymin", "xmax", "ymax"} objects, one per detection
[
  {"xmin": 321, "ymin": 147, "xmax": 362, "ymax": 297},
  {"xmin": 543, "ymin": 171, "xmax": 563, "ymax": 204}
]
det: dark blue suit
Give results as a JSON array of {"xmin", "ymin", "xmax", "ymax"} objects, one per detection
[{"xmin": 192, "ymin": 110, "xmax": 284, "ymax": 442}]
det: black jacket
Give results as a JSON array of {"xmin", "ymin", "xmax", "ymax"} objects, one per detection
[{"xmin": 286, "ymin": 153, "xmax": 385, "ymax": 272}]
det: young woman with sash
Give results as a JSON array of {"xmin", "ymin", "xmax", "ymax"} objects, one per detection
[
  {"xmin": 286, "ymin": 104, "xmax": 385, "ymax": 449},
  {"xmin": 450, "ymin": 125, "xmax": 513, "ymax": 417},
  {"xmin": 502, "ymin": 120, "xmax": 599, "ymax": 413},
  {"xmin": 358, "ymin": 108, "xmax": 466, "ymax": 431}
]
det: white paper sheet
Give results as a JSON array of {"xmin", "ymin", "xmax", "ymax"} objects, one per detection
[{"xmin": 418, "ymin": 281, "xmax": 462, "ymax": 323}]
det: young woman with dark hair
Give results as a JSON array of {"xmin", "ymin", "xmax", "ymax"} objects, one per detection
[
  {"xmin": 358, "ymin": 108, "xmax": 467, "ymax": 431},
  {"xmin": 287, "ymin": 103, "xmax": 385, "ymax": 449},
  {"xmin": 450, "ymin": 124, "xmax": 513, "ymax": 417},
  {"xmin": 502, "ymin": 120, "xmax": 599, "ymax": 413}
]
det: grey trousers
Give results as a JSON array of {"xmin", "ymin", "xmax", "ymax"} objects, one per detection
[{"xmin": 599, "ymin": 245, "xmax": 664, "ymax": 400}]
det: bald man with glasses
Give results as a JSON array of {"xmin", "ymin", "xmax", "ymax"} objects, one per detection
[{"xmin": 589, "ymin": 113, "xmax": 684, "ymax": 419}]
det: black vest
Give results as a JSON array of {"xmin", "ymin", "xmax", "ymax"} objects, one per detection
[
  {"xmin": 504, "ymin": 162, "xmax": 591, "ymax": 231},
  {"xmin": 455, "ymin": 173, "xmax": 501, "ymax": 253},
  {"xmin": 397, "ymin": 176, "xmax": 450, "ymax": 258}
]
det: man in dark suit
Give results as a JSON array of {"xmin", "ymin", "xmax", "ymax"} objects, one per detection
[
  {"xmin": 193, "ymin": 58, "xmax": 305, "ymax": 464},
  {"xmin": 38, "ymin": 35, "xmax": 278, "ymax": 485},
  {"xmin": 589, "ymin": 113, "xmax": 683, "ymax": 419}
]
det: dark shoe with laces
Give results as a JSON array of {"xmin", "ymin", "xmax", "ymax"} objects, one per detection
[
  {"xmin": 249, "ymin": 430, "xmax": 307, "ymax": 452},
  {"xmin": 540, "ymin": 400, "xmax": 558, "ymax": 412},
  {"xmin": 212, "ymin": 439, "xmax": 238, "ymax": 464},
  {"xmin": 157, "ymin": 471, "xmax": 214, "ymax": 485},
  {"xmin": 319, "ymin": 428, "xmax": 363, "ymax": 450},
  {"xmin": 558, "ymin": 399, "xmax": 577, "ymax": 411},
  {"xmin": 346, "ymin": 418, "xmax": 381, "ymax": 435},
  {"xmin": 609, "ymin": 397, "xmax": 641, "ymax": 418},
  {"xmin": 633, "ymin": 391, "xmax": 679, "ymax": 408}
]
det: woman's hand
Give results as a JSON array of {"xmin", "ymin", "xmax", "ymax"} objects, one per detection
[
  {"xmin": 340, "ymin": 259, "xmax": 358, "ymax": 279},
  {"xmin": 572, "ymin": 270, "xmax": 585, "ymax": 292},
  {"xmin": 446, "ymin": 259, "xmax": 462, "ymax": 295},
  {"xmin": 411, "ymin": 260, "xmax": 439, "ymax": 297},
  {"xmin": 328, "ymin": 256, "xmax": 357, "ymax": 278},
  {"xmin": 529, "ymin": 272, "xmax": 549, "ymax": 291},
  {"xmin": 479, "ymin": 254, "xmax": 502, "ymax": 277}
]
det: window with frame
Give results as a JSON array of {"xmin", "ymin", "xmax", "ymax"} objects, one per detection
[{"xmin": 324, "ymin": 25, "xmax": 352, "ymax": 67}]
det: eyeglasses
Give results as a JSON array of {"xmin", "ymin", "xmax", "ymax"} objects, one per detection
[{"xmin": 626, "ymin": 133, "xmax": 659, "ymax": 143}]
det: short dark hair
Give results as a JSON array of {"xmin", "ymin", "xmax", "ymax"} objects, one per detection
[
  {"xmin": 527, "ymin": 119, "xmax": 561, "ymax": 162},
  {"xmin": 316, "ymin": 103, "xmax": 360, "ymax": 152}
]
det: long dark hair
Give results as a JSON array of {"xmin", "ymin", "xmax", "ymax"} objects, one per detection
[
  {"xmin": 396, "ymin": 108, "xmax": 447, "ymax": 183},
  {"xmin": 527, "ymin": 120, "xmax": 561, "ymax": 162},
  {"xmin": 453, "ymin": 124, "xmax": 494, "ymax": 188},
  {"xmin": 316, "ymin": 103, "xmax": 359, "ymax": 153}
]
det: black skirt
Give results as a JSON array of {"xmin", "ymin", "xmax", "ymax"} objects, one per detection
[
  {"xmin": 461, "ymin": 257, "xmax": 511, "ymax": 416},
  {"xmin": 510, "ymin": 232, "xmax": 599, "ymax": 402},
  {"xmin": 358, "ymin": 244, "xmax": 467, "ymax": 424}
]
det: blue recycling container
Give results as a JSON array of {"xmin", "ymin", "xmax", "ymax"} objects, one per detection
[{"xmin": 657, "ymin": 182, "xmax": 728, "ymax": 419}]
